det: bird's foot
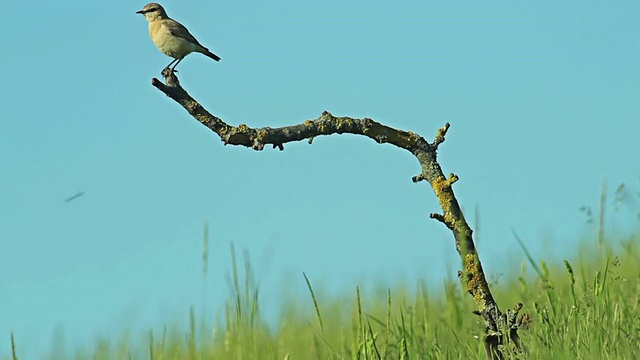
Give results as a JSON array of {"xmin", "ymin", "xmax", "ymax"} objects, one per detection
[
  {"xmin": 161, "ymin": 67, "xmax": 180, "ymax": 87},
  {"xmin": 161, "ymin": 67, "xmax": 178, "ymax": 76}
]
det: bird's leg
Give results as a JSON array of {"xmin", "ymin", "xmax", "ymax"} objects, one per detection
[
  {"xmin": 170, "ymin": 58, "xmax": 183, "ymax": 73},
  {"xmin": 161, "ymin": 57, "xmax": 183, "ymax": 87},
  {"xmin": 162, "ymin": 58, "xmax": 179, "ymax": 74}
]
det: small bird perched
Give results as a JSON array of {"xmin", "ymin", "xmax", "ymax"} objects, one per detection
[{"xmin": 136, "ymin": 3, "xmax": 220, "ymax": 73}]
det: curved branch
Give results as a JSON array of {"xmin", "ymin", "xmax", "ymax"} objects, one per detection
[
  {"xmin": 152, "ymin": 78, "xmax": 431, "ymax": 153},
  {"xmin": 151, "ymin": 75, "xmax": 522, "ymax": 357}
]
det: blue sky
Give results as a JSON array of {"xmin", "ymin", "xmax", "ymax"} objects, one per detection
[{"xmin": 1, "ymin": 0, "xmax": 639, "ymax": 357}]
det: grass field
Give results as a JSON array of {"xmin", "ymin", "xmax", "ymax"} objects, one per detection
[{"xmin": 9, "ymin": 192, "xmax": 640, "ymax": 359}]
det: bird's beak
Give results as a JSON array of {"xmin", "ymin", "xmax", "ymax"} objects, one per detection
[{"xmin": 136, "ymin": 9, "xmax": 145, "ymax": 14}]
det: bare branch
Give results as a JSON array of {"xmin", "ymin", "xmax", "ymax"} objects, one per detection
[
  {"xmin": 152, "ymin": 78, "xmax": 431, "ymax": 153},
  {"xmin": 433, "ymin": 122, "xmax": 450, "ymax": 147},
  {"xmin": 412, "ymin": 174, "xmax": 426, "ymax": 183},
  {"xmin": 430, "ymin": 213, "xmax": 453, "ymax": 230},
  {"xmin": 151, "ymin": 75, "xmax": 523, "ymax": 358}
]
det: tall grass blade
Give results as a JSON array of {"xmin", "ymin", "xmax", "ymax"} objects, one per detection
[
  {"xmin": 598, "ymin": 178, "xmax": 607, "ymax": 254},
  {"xmin": 11, "ymin": 332, "xmax": 18, "ymax": 360},
  {"xmin": 303, "ymin": 272, "xmax": 324, "ymax": 333},
  {"xmin": 230, "ymin": 242, "xmax": 242, "ymax": 322},
  {"xmin": 512, "ymin": 229, "xmax": 544, "ymax": 280}
]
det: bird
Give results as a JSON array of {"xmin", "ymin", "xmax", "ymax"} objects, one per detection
[
  {"xmin": 136, "ymin": 3, "xmax": 220, "ymax": 73},
  {"xmin": 64, "ymin": 191, "xmax": 86, "ymax": 203}
]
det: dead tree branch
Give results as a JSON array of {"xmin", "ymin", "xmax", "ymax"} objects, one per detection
[{"xmin": 150, "ymin": 75, "xmax": 526, "ymax": 358}]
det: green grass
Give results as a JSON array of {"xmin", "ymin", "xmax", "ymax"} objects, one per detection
[
  {"xmin": 9, "ymin": 180, "xmax": 640, "ymax": 359},
  {"xmin": 12, "ymin": 232, "xmax": 637, "ymax": 359}
]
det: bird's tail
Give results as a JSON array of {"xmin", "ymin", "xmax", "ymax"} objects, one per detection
[{"xmin": 202, "ymin": 49, "xmax": 221, "ymax": 62}]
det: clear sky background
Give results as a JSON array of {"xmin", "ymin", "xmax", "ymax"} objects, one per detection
[{"xmin": 1, "ymin": 0, "xmax": 639, "ymax": 357}]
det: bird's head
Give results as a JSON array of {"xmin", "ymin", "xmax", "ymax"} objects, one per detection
[{"xmin": 136, "ymin": 3, "xmax": 168, "ymax": 22}]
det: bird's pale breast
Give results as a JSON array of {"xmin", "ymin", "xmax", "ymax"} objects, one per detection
[{"xmin": 149, "ymin": 21, "xmax": 197, "ymax": 59}]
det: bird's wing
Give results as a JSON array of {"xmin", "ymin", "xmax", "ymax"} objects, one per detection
[{"xmin": 166, "ymin": 19, "xmax": 208, "ymax": 50}]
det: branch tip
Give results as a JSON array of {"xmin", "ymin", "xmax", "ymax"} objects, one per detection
[
  {"xmin": 448, "ymin": 173, "xmax": 459, "ymax": 185},
  {"xmin": 412, "ymin": 174, "xmax": 426, "ymax": 183},
  {"xmin": 433, "ymin": 123, "xmax": 451, "ymax": 146},
  {"xmin": 429, "ymin": 212, "xmax": 444, "ymax": 222},
  {"xmin": 430, "ymin": 212, "xmax": 454, "ymax": 230}
]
